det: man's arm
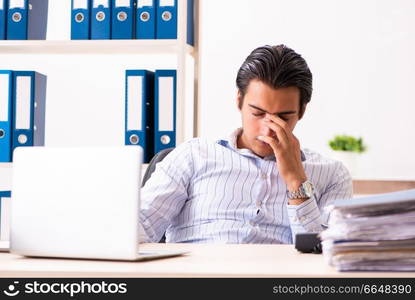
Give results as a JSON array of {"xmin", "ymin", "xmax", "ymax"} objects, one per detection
[
  {"xmin": 286, "ymin": 161, "xmax": 353, "ymax": 239},
  {"xmin": 256, "ymin": 113, "xmax": 352, "ymax": 242},
  {"xmin": 139, "ymin": 142, "xmax": 194, "ymax": 243}
]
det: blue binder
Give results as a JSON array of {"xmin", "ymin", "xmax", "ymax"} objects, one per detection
[
  {"xmin": 125, "ymin": 70, "xmax": 155, "ymax": 163},
  {"xmin": 111, "ymin": 0, "xmax": 135, "ymax": 39},
  {"xmin": 156, "ymin": 0, "xmax": 176, "ymax": 39},
  {"xmin": 11, "ymin": 71, "xmax": 47, "ymax": 157},
  {"xmin": 0, "ymin": 70, "xmax": 13, "ymax": 162},
  {"xmin": 186, "ymin": 0, "xmax": 193, "ymax": 45},
  {"xmin": 0, "ymin": 190, "xmax": 11, "ymax": 230},
  {"xmin": 91, "ymin": 0, "xmax": 111, "ymax": 39},
  {"xmin": 135, "ymin": 0, "xmax": 155, "ymax": 39},
  {"xmin": 6, "ymin": 0, "xmax": 28, "ymax": 39},
  {"xmin": 6, "ymin": 0, "xmax": 48, "ymax": 40},
  {"xmin": 0, "ymin": 0, "xmax": 7, "ymax": 40},
  {"xmin": 0, "ymin": 189, "xmax": 11, "ymax": 241},
  {"xmin": 154, "ymin": 70, "xmax": 176, "ymax": 154},
  {"xmin": 0, "ymin": 191, "xmax": 11, "ymax": 198},
  {"xmin": 71, "ymin": 0, "xmax": 91, "ymax": 40},
  {"xmin": 0, "ymin": 190, "xmax": 11, "ymax": 235}
]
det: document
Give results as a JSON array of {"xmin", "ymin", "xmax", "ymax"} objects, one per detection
[{"xmin": 321, "ymin": 189, "xmax": 415, "ymax": 271}]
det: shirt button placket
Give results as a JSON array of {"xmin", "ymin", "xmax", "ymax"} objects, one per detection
[{"xmin": 260, "ymin": 162, "xmax": 270, "ymax": 207}]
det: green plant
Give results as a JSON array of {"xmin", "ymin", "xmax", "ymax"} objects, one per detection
[{"xmin": 328, "ymin": 135, "xmax": 366, "ymax": 153}]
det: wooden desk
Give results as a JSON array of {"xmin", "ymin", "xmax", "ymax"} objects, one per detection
[
  {"xmin": 1, "ymin": 243, "xmax": 415, "ymax": 278},
  {"xmin": 353, "ymin": 180, "xmax": 415, "ymax": 195}
]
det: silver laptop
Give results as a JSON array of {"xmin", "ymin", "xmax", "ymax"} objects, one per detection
[{"xmin": 9, "ymin": 146, "xmax": 186, "ymax": 261}]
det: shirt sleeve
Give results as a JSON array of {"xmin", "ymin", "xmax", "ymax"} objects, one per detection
[
  {"xmin": 139, "ymin": 141, "xmax": 195, "ymax": 243},
  {"xmin": 286, "ymin": 161, "xmax": 353, "ymax": 242}
]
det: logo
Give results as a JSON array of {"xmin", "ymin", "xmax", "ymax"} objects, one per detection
[
  {"xmin": 3, "ymin": 280, "xmax": 127, "ymax": 297},
  {"xmin": 3, "ymin": 281, "xmax": 20, "ymax": 297}
]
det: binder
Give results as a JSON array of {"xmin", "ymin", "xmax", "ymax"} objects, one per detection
[
  {"xmin": 7, "ymin": 0, "xmax": 48, "ymax": 40},
  {"xmin": 11, "ymin": 71, "xmax": 47, "ymax": 156},
  {"xmin": 0, "ymin": 71, "xmax": 13, "ymax": 162},
  {"xmin": 71, "ymin": 0, "xmax": 91, "ymax": 40},
  {"xmin": 0, "ymin": 0, "xmax": 7, "ymax": 40},
  {"xmin": 186, "ymin": 0, "xmax": 194, "ymax": 45},
  {"xmin": 125, "ymin": 70, "xmax": 154, "ymax": 163},
  {"xmin": 0, "ymin": 192, "xmax": 11, "ymax": 241},
  {"xmin": 91, "ymin": 0, "xmax": 111, "ymax": 39},
  {"xmin": 0, "ymin": 191, "xmax": 11, "ymax": 198},
  {"xmin": 154, "ymin": 70, "xmax": 176, "ymax": 154},
  {"xmin": 135, "ymin": 0, "xmax": 155, "ymax": 39},
  {"xmin": 156, "ymin": 0, "xmax": 176, "ymax": 39},
  {"xmin": 6, "ymin": 0, "xmax": 27, "ymax": 39},
  {"xmin": 111, "ymin": 0, "xmax": 135, "ymax": 39}
]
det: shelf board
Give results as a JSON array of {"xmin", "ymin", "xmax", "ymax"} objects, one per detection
[{"xmin": 0, "ymin": 40, "xmax": 195, "ymax": 55}]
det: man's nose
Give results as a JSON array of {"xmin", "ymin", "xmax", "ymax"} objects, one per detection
[{"xmin": 261, "ymin": 122, "xmax": 274, "ymax": 137}]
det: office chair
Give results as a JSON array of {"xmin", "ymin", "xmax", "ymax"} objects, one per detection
[
  {"xmin": 141, "ymin": 148, "xmax": 175, "ymax": 243},
  {"xmin": 141, "ymin": 148, "xmax": 175, "ymax": 187}
]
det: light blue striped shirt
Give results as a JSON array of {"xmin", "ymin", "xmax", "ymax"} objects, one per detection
[{"xmin": 140, "ymin": 129, "xmax": 353, "ymax": 244}]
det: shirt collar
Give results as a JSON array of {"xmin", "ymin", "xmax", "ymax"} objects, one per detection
[{"xmin": 217, "ymin": 128, "xmax": 306, "ymax": 162}]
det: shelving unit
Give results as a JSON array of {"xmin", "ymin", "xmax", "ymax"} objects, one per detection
[
  {"xmin": 0, "ymin": 0, "xmax": 199, "ymax": 187},
  {"xmin": 0, "ymin": 40, "xmax": 195, "ymax": 55}
]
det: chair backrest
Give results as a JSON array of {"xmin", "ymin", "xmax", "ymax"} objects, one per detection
[
  {"xmin": 141, "ymin": 147, "xmax": 174, "ymax": 243},
  {"xmin": 142, "ymin": 148, "xmax": 175, "ymax": 187}
]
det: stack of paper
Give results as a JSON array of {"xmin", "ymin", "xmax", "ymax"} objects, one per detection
[{"xmin": 320, "ymin": 189, "xmax": 415, "ymax": 271}]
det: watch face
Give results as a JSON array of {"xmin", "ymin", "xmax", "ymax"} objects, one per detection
[{"xmin": 303, "ymin": 181, "xmax": 314, "ymax": 196}]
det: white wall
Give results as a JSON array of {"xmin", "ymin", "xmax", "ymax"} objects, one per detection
[
  {"xmin": 198, "ymin": 0, "xmax": 415, "ymax": 180},
  {"xmin": 2, "ymin": 0, "xmax": 414, "ymax": 182}
]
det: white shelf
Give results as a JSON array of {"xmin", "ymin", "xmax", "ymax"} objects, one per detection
[{"xmin": 0, "ymin": 40, "xmax": 195, "ymax": 55}]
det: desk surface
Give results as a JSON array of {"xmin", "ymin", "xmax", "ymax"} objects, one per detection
[{"xmin": 1, "ymin": 243, "xmax": 415, "ymax": 278}]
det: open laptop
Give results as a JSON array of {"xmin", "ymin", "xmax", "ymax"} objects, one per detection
[{"xmin": 9, "ymin": 146, "xmax": 187, "ymax": 261}]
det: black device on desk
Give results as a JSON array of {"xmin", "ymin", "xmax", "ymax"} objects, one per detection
[{"xmin": 295, "ymin": 233, "xmax": 322, "ymax": 254}]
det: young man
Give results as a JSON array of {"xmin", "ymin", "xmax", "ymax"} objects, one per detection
[{"xmin": 140, "ymin": 45, "xmax": 352, "ymax": 244}]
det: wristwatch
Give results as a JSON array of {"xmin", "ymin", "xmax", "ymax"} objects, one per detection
[{"xmin": 287, "ymin": 181, "xmax": 314, "ymax": 199}]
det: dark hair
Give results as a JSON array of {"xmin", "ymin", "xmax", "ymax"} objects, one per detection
[{"xmin": 236, "ymin": 45, "xmax": 312, "ymax": 116}]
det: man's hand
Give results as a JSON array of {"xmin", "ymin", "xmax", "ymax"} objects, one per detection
[{"xmin": 257, "ymin": 114, "xmax": 307, "ymax": 193}]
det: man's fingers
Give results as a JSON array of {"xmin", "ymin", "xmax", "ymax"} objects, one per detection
[
  {"xmin": 265, "ymin": 114, "xmax": 292, "ymax": 135},
  {"xmin": 257, "ymin": 135, "xmax": 279, "ymax": 152},
  {"xmin": 264, "ymin": 120, "xmax": 289, "ymax": 146}
]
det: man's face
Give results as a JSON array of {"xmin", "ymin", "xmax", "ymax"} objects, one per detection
[{"xmin": 237, "ymin": 80, "xmax": 304, "ymax": 158}]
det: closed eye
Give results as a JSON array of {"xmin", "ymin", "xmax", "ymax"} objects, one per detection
[{"xmin": 252, "ymin": 111, "xmax": 289, "ymax": 121}]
